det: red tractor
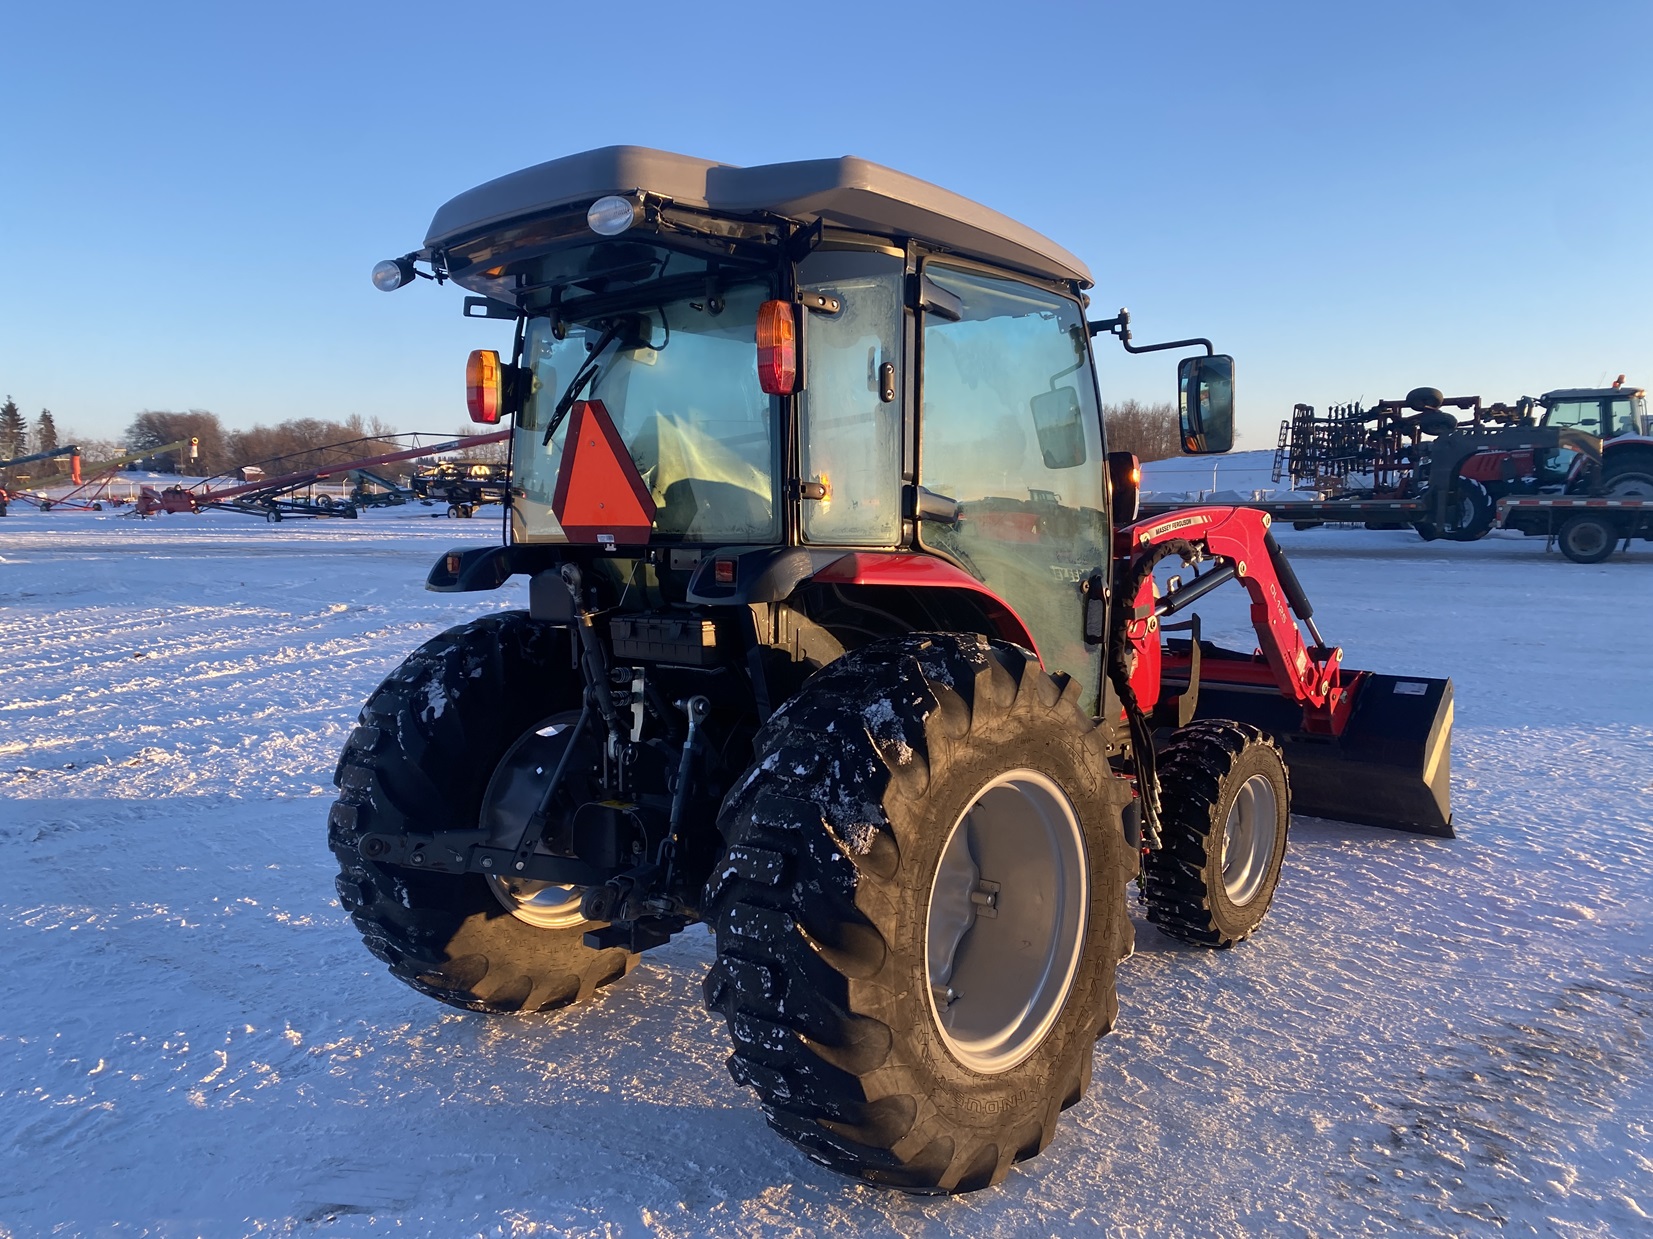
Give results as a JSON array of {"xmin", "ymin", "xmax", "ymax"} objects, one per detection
[{"xmin": 334, "ymin": 148, "xmax": 1453, "ymax": 1193}]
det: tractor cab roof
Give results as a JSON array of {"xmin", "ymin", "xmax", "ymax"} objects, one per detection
[
  {"xmin": 1541, "ymin": 386, "xmax": 1646, "ymax": 402},
  {"xmin": 422, "ymin": 145, "xmax": 1092, "ymax": 289}
]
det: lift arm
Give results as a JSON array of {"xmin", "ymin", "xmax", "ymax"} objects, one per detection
[{"xmin": 1115, "ymin": 505, "xmax": 1351, "ymax": 735}]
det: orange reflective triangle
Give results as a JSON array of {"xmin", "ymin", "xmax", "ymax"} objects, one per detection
[{"xmin": 551, "ymin": 400, "xmax": 657, "ymax": 543}]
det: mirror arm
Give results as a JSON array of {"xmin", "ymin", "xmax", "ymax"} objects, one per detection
[{"xmin": 1088, "ymin": 307, "xmax": 1213, "ymax": 356}]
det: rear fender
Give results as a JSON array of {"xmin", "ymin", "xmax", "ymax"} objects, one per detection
[{"xmin": 806, "ymin": 552, "xmax": 1039, "ymax": 656}]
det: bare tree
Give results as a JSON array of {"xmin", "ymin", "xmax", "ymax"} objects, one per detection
[
  {"xmin": 1103, "ymin": 400, "xmax": 1181, "ymax": 462},
  {"xmin": 58, "ymin": 429, "xmax": 122, "ymax": 468},
  {"xmin": 451, "ymin": 424, "xmax": 511, "ymax": 465},
  {"xmin": 126, "ymin": 410, "xmax": 226, "ymax": 473}
]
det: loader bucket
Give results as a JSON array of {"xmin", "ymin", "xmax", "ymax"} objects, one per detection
[{"xmin": 1181, "ymin": 670, "xmax": 1454, "ymax": 837}]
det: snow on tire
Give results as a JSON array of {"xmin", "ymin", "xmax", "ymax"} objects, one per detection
[
  {"xmin": 328, "ymin": 611, "xmax": 636, "ymax": 1014},
  {"xmin": 1142, "ymin": 720, "xmax": 1290, "ymax": 948},
  {"xmin": 702, "ymin": 634, "xmax": 1136, "ymax": 1194}
]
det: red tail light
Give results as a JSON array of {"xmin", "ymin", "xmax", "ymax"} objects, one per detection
[
  {"xmin": 466, "ymin": 349, "xmax": 502, "ymax": 424},
  {"xmin": 756, "ymin": 300, "xmax": 797, "ymax": 395}
]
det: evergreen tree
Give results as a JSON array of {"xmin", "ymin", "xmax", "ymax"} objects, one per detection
[
  {"xmin": 35, "ymin": 410, "xmax": 60, "ymax": 475},
  {"xmin": 0, "ymin": 397, "xmax": 26, "ymax": 460}
]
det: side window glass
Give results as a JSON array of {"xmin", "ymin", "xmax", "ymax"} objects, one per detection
[
  {"xmin": 796, "ymin": 251, "xmax": 904, "ymax": 545},
  {"xmin": 918, "ymin": 263, "xmax": 1108, "ymax": 703},
  {"xmin": 1604, "ymin": 399, "xmax": 1634, "ymax": 438}
]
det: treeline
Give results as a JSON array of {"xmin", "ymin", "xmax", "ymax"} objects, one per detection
[
  {"xmin": 127, "ymin": 410, "xmax": 405, "ymax": 477},
  {"xmin": 1103, "ymin": 400, "xmax": 1181, "ymax": 462},
  {"xmin": 15, "ymin": 395, "xmax": 1193, "ymax": 482}
]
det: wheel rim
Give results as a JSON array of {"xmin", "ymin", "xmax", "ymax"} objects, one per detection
[
  {"xmin": 485, "ymin": 875, "xmax": 589, "ymax": 929},
  {"xmin": 1221, "ymin": 774, "xmax": 1279, "ymax": 906},
  {"xmin": 1565, "ymin": 520, "xmax": 1611, "ymax": 558},
  {"xmin": 479, "ymin": 713, "xmax": 595, "ymax": 931},
  {"xmin": 925, "ymin": 770, "xmax": 1088, "ymax": 1075}
]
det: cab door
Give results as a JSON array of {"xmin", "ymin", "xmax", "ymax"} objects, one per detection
[{"xmin": 915, "ymin": 261, "xmax": 1110, "ymax": 708}]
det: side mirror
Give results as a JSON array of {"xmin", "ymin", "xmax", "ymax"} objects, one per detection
[
  {"xmin": 1030, "ymin": 386, "xmax": 1087, "ymax": 468},
  {"xmin": 1177, "ymin": 354, "xmax": 1236, "ymax": 454},
  {"xmin": 1107, "ymin": 451, "xmax": 1141, "ymax": 524}
]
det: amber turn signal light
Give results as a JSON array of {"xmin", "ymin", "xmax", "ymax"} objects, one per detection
[
  {"xmin": 466, "ymin": 349, "xmax": 502, "ymax": 424},
  {"xmin": 756, "ymin": 300, "xmax": 797, "ymax": 395}
]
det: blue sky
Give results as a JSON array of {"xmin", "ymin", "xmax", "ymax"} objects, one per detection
[{"xmin": 2, "ymin": 0, "xmax": 1649, "ymax": 450}]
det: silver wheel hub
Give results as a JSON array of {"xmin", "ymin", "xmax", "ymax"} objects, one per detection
[
  {"xmin": 925, "ymin": 770, "xmax": 1088, "ymax": 1075},
  {"xmin": 1221, "ymin": 774, "xmax": 1279, "ymax": 906}
]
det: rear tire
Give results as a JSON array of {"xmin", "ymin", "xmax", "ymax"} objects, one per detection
[
  {"xmin": 1416, "ymin": 477, "xmax": 1493, "ymax": 542},
  {"xmin": 1557, "ymin": 513, "xmax": 1617, "ymax": 564},
  {"xmin": 1142, "ymin": 721, "xmax": 1290, "ymax": 948},
  {"xmin": 328, "ymin": 612, "xmax": 637, "ymax": 1013},
  {"xmin": 1602, "ymin": 450, "xmax": 1653, "ymax": 499},
  {"xmin": 703, "ymin": 634, "xmax": 1135, "ymax": 1193}
]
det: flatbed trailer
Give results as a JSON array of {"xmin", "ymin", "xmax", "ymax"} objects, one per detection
[
  {"xmin": 1138, "ymin": 492, "xmax": 1652, "ymax": 563},
  {"xmin": 1497, "ymin": 495, "xmax": 1653, "ymax": 563}
]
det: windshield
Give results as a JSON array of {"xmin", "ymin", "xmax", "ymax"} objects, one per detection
[{"xmin": 511, "ymin": 251, "xmax": 777, "ymax": 544}]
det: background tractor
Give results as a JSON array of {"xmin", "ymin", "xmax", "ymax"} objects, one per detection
[
  {"xmin": 1254, "ymin": 380, "xmax": 1650, "ymax": 557},
  {"xmin": 332, "ymin": 147, "xmax": 1453, "ymax": 1193}
]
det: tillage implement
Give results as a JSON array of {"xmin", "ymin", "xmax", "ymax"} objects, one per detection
[{"xmin": 330, "ymin": 147, "xmax": 1455, "ymax": 1193}]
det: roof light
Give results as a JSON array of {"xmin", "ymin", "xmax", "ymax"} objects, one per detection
[
  {"xmin": 587, "ymin": 195, "xmax": 641, "ymax": 236},
  {"xmin": 756, "ymin": 300, "xmax": 797, "ymax": 395},
  {"xmin": 372, "ymin": 258, "xmax": 416, "ymax": 292},
  {"xmin": 466, "ymin": 349, "xmax": 502, "ymax": 424}
]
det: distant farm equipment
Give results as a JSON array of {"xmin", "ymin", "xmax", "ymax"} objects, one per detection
[
  {"xmin": 135, "ymin": 430, "xmax": 510, "ymax": 520},
  {"xmin": 1144, "ymin": 381, "xmax": 1650, "ymax": 561},
  {"xmin": 0, "ymin": 443, "xmax": 82, "ymax": 514},
  {"xmin": 410, "ymin": 458, "xmax": 511, "ymax": 518}
]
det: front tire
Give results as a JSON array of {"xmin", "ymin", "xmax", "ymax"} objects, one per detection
[
  {"xmin": 328, "ymin": 612, "xmax": 637, "ymax": 1013},
  {"xmin": 703, "ymin": 634, "xmax": 1135, "ymax": 1193},
  {"xmin": 1142, "ymin": 721, "xmax": 1290, "ymax": 948}
]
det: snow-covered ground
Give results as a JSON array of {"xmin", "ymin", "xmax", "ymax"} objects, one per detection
[{"xmin": 2, "ymin": 504, "xmax": 1651, "ymax": 1237}]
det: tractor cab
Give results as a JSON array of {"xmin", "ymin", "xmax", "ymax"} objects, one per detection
[
  {"xmin": 381, "ymin": 147, "xmax": 1231, "ymax": 711},
  {"xmin": 1539, "ymin": 385, "xmax": 1649, "ymax": 439}
]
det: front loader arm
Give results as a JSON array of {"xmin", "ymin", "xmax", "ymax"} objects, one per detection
[
  {"xmin": 1110, "ymin": 505, "xmax": 1454, "ymax": 837},
  {"xmin": 1114, "ymin": 506, "xmax": 1352, "ymax": 735}
]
